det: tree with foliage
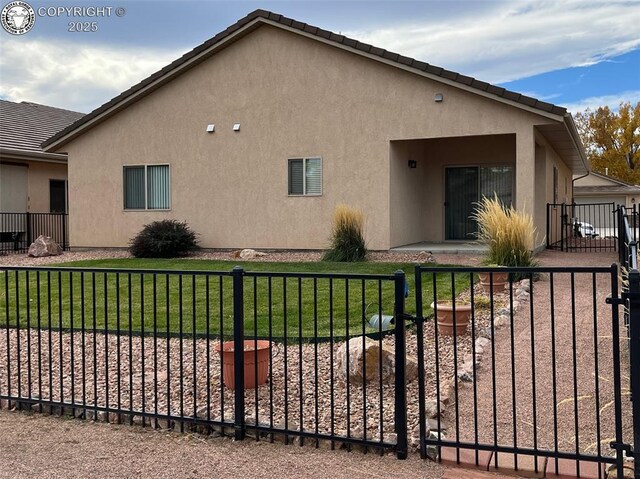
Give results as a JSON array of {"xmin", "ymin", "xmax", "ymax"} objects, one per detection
[{"xmin": 575, "ymin": 101, "xmax": 640, "ymax": 184}]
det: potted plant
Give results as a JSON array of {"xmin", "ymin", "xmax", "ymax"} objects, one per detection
[
  {"xmin": 477, "ymin": 265, "xmax": 508, "ymax": 293},
  {"xmin": 215, "ymin": 340, "xmax": 271, "ymax": 389},
  {"xmin": 431, "ymin": 301, "xmax": 472, "ymax": 336}
]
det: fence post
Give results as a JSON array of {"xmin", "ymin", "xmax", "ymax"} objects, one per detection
[
  {"xmin": 232, "ymin": 266, "xmax": 245, "ymax": 441},
  {"xmin": 546, "ymin": 204, "xmax": 550, "ymax": 249},
  {"xmin": 25, "ymin": 212, "xmax": 32, "ymax": 248},
  {"xmin": 628, "ymin": 268, "xmax": 640, "ymax": 477},
  {"xmin": 560, "ymin": 203, "xmax": 566, "ymax": 252},
  {"xmin": 394, "ymin": 270, "xmax": 408, "ymax": 459},
  {"xmin": 62, "ymin": 214, "xmax": 68, "ymax": 251}
]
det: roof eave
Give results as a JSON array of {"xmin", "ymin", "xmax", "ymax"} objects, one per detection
[
  {"xmin": 42, "ymin": 9, "xmax": 573, "ymax": 152},
  {"xmin": 0, "ymin": 147, "xmax": 68, "ymax": 163}
]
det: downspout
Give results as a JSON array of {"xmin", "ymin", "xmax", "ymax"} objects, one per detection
[{"xmin": 571, "ymin": 171, "xmax": 590, "ymax": 204}]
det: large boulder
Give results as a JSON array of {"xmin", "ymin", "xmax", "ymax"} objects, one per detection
[
  {"xmin": 336, "ymin": 336, "xmax": 418, "ymax": 385},
  {"xmin": 27, "ymin": 235, "xmax": 63, "ymax": 257}
]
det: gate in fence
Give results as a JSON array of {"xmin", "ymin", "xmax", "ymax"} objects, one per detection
[
  {"xmin": 0, "ymin": 262, "xmax": 638, "ymax": 477},
  {"xmin": 547, "ymin": 202, "xmax": 618, "ymax": 252},
  {"xmin": 413, "ymin": 265, "xmax": 636, "ymax": 478}
]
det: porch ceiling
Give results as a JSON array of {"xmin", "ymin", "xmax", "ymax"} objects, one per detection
[{"xmin": 536, "ymin": 122, "xmax": 588, "ymax": 175}]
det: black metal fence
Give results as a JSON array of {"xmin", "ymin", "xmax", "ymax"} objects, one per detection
[
  {"xmin": 547, "ymin": 202, "xmax": 618, "ymax": 252},
  {"xmin": 0, "ymin": 266, "xmax": 407, "ymax": 457},
  {"xmin": 0, "ymin": 263, "xmax": 638, "ymax": 477},
  {"xmin": 0, "ymin": 212, "xmax": 69, "ymax": 255},
  {"xmin": 414, "ymin": 265, "xmax": 634, "ymax": 478}
]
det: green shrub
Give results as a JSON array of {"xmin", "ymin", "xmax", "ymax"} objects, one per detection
[
  {"xmin": 322, "ymin": 204, "xmax": 367, "ymax": 262},
  {"xmin": 472, "ymin": 195, "xmax": 537, "ymax": 268},
  {"xmin": 129, "ymin": 220, "xmax": 199, "ymax": 258}
]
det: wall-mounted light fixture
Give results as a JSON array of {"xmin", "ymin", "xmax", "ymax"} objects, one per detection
[
  {"xmin": 408, "ymin": 160, "xmax": 417, "ymax": 169},
  {"xmin": 434, "ymin": 93, "xmax": 444, "ymax": 102},
  {"xmin": 233, "ymin": 123, "xmax": 241, "ymax": 131},
  {"xmin": 206, "ymin": 124, "xmax": 215, "ymax": 133}
]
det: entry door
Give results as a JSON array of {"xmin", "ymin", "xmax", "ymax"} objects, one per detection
[
  {"xmin": 445, "ymin": 167, "xmax": 478, "ymax": 240},
  {"xmin": 445, "ymin": 166, "xmax": 514, "ymax": 240}
]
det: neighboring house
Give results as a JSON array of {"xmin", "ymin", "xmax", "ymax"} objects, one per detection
[
  {"xmin": 42, "ymin": 10, "xmax": 588, "ymax": 251},
  {"xmin": 573, "ymin": 171, "xmax": 640, "ymax": 208},
  {"xmin": 0, "ymin": 100, "xmax": 85, "ymax": 214}
]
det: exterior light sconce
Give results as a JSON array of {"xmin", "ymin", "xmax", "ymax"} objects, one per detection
[
  {"xmin": 206, "ymin": 124, "xmax": 215, "ymax": 133},
  {"xmin": 233, "ymin": 123, "xmax": 241, "ymax": 131},
  {"xmin": 434, "ymin": 93, "xmax": 444, "ymax": 102},
  {"xmin": 408, "ymin": 160, "xmax": 417, "ymax": 169}
]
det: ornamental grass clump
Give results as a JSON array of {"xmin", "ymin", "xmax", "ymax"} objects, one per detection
[
  {"xmin": 129, "ymin": 220, "xmax": 199, "ymax": 258},
  {"xmin": 322, "ymin": 204, "xmax": 367, "ymax": 262},
  {"xmin": 472, "ymin": 195, "xmax": 537, "ymax": 268}
]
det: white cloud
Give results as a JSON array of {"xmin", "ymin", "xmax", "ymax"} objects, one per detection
[
  {"xmin": 345, "ymin": 0, "xmax": 640, "ymax": 83},
  {"xmin": 0, "ymin": 39, "xmax": 182, "ymax": 112},
  {"xmin": 563, "ymin": 90, "xmax": 640, "ymax": 114}
]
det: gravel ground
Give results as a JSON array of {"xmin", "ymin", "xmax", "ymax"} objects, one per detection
[
  {"xmin": 0, "ymin": 248, "xmax": 627, "ymax": 478},
  {"xmin": 0, "ymin": 410, "xmax": 443, "ymax": 479},
  {"xmin": 0, "ymin": 248, "xmax": 483, "ymax": 267}
]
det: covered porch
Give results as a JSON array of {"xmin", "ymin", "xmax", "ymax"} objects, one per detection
[{"xmin": 387, "ymin": 126, "xmax": 576, "ymax": 251}]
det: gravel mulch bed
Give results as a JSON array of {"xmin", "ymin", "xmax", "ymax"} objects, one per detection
[{"xmin": 0, "ymin": 248, "xmax": 483, "ymax": 267}]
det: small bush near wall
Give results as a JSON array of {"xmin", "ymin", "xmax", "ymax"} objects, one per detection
[
  {"xmin": 129, "ymin": 220, "xmax": 199, "ymax": 258},
  {"xmin": 322, "ymin": 204, "xmax": 367, "ymax": 262},
  {"xmin": 473, "ymin": 195, "xmax": 537, "ymax": 268}
]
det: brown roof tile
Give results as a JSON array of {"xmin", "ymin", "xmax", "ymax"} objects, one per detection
[{"xmin": 1, "ymin": 100, "xmax": 84, "ymax": 153}]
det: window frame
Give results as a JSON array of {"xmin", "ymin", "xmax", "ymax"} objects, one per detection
[
  {"xmin": 123, "ymin": 163, "xmax": 171, "ymax": 211},
  {"xmin": 287, "ymin": 157, "xmax": 323, "ymax": 197}
]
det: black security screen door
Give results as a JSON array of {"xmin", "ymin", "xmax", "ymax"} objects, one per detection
[
  {"xmin": 445, "ymin": 166, "xmax": 513, "ymax": 240},
  {"xmin": 445, "ymin": 167, "xmax": 478, "ymax": 240},
  {"xmin": 49, "ymin": 179, "xmax": 67, "ymax": 213}
]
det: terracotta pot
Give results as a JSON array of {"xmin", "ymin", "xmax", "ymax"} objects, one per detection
[
  {"xmin": 431, "ymin": 301, "xmax": 472, "ymax": 336},
  {"xmin": 216, "ymin": 340, "xmax": 271, "ymax": 389},
  {"xmin": 478, "ymin": 271, "xmax": 508, "ymax": 293}
]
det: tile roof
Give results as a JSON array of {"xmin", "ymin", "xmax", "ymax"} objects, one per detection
[
  {"xmin": 1, "ymin": 100, "xmax": 84, "ymax": 153},
  {"xmin": 43, "ymin": 9, "xmax": 569, "ymax": 150}
]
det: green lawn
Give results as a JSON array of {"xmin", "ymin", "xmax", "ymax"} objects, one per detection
[{"xmin": 1, "ymin": 259, "xmax": 470, "ymax": 340}]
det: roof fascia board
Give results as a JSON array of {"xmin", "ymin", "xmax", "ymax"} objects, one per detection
[
  {"xmin": 563, "ymin": 114, "xmax": 590, "ymax": 174},
  {"xmin": 261, "ymin": 19, "xmax": 565, "ymax": 123},
  {"xmin": 0, "ymin": 147, "xmax": 68, "ymax": 164},
  {"xmin": 44, "ymin": 17, "xmax": 264, "ymax": 152}
]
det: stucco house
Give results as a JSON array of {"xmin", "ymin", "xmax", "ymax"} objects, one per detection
[
  {"xmin": 573, "ymin": 171, "xmax": 640, "ymax": 208},
  {"xmin": 42, "ymin": 10, "xmax": 588, "ymax": 251},
  {"xmin": 1, "ymin": 100, "xmax": 84, "ymax": 214}
]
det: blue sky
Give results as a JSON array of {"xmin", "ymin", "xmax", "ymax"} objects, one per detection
[{"xmin": 1, "ymin": 0, "xmax": 639, "ymax": 113}]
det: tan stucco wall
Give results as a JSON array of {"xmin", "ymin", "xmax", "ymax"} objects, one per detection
[
  {"xmin": 575, "ymin": 174, "xmax": 621, "ymax": 187},
  {"xmin": 0, "ymin": 159, "xmax": 67, "ymax": 213},
  {"xmin": 534, "ymin": 133, "xmax": 573, "ymax": 246},
  {"xmin": 59, "ymin": 24, "xmax": 562, "ymax": 250},
  {"xmin": 27, "ymin": 162, "xmax": 67, "ymax": 212}
]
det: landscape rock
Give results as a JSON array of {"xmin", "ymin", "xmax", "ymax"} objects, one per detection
[
  {"xmin": 335, "ymin": 336, "xmax": 418, "ymax": 385},
  {"xmin": 438, "ymin": 377, "xmax": 456, "ymax": 405},
  {"xmin": 416, "ymin": 251, "xmax": 436, "ymax": 263},
  {"xmin": 235, "ymin": 249, "xmax": 268, "ymax": 260},
  {"xmin": 424, "ymin": 399, "xmax": 445, "ymax": 418},
  {"xmin": 27, "ymin": 235, "xmax": 63, "ymax": 258}
]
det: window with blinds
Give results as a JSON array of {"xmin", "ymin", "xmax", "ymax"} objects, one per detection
[
  {"xmin": 288, "ymin": 157, "xmax": 322, "ymax": 196},
  {"xmin": 124, "ymin": 164, "xmax": 170, "ymax": 210}
]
